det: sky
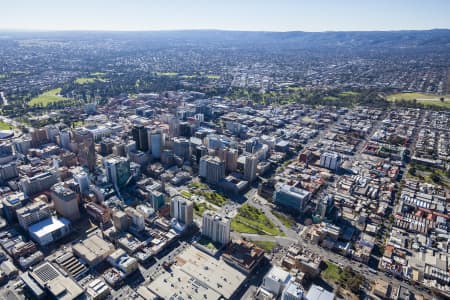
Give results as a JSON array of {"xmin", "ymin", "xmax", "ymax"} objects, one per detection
[{"xmin": 1, "ymin": 0, "xmax": 450, "ymax": 32}]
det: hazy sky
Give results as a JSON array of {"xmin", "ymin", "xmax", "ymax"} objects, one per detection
[{"xmin": 2, "ymin": 0, "xmax": 450, "ymax": 31}]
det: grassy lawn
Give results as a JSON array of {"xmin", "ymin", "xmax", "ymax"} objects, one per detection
[
  {"xmin": 271, "ymin": 210, "xmax": 295, "ymax": 228},
  {"xmin": 72, "ymin": 120, "xmax": 84, "ymax": 128},
  {"xmin": 322, "ymin": 261, "xmax": 342, "ymax": 282},
  {"xmin": 205, "ymin": 75, "xmax": 220, "ymax": 79},
  {"xmin": 180, "ymin": 75, "xmax": 197, "ymax": 79},
  {"xmin": 28, "ymin": 88, "xmax": 69, "ymax": 106},
  {"xmin": 75, "ymin": 76, "xmax": 107, "ymax": 85},
  {"xmin": 253, "ymin": 241, "xmax": 277, "ymax": 252},
  {"xmin": 323, "ymin": 96, "xmax": 339, "ymax": 101},
  {"xmin": 197, "ymin": 237, "xmax": 221, "ymax": 251},
  {"xmin": 90, "ymin": 72, "xmax": 105, "ymax": 76},
  {"xmin": 339, "ymin": 91, "xmax": 360, "ymax": 97},
  {"xmin": 0, "ymin": 121, "xmax": 13, "ymax": 130},
  {"xmin": 193, "ymin": 202, "xmax": 215, "ymax": 216},
  {"xmin": 0, "ymin": 74, "xmax": 6, "ymax": 79},
  {"xmin": 287, "ymin": 86, "xmax": 303, "ymax": 91},
  {"xmin": 189, "ymin": 182, "xmax": 208, "ymax": 189},
  {"xmin": 231, "ymin": 204, "xmax": 281, "ymax": 236},
  {"xmin": 322, "ymin": 262, "xmax": 364, "ymax": 294},
  {"xmin": 180, "ymin": 190, "xmax": 192, "ymax": 199},
  {"xmin": 156, "ymin": 72, "xmax": 178, "ymax": 76},
  {"xmin": 388, "ymin": 92, "xmax": 450, "ymax": 108}
]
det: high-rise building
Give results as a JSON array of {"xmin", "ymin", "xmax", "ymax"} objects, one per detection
[
  {"xmin": 226, "ymin": 148, "xmax": 238, "ymax": 172},
  {"xmin": 104, "ymin": 156, "xmax": 131, "ymax": 188},
  {"xmin": 0, "ymin": 162, "xmax": 18, "ymax": 183},
  {"xmin": 194, "ymin": 145, "xmax": 208, "ymax": 164},
  {"xmin": 132, "ymin": 125, "xmax": 149, "ymax": 152},
  {"xmin": 2, "ymin": 192, "xmax": 27, "ymax": 222},
  {"xmin": 51, "ymin": 183, "xmax": 80, "ymax": 221},
  {"xmin": 199, "ymin": 156, "xmax": 225, "ymax": 185},
  {"xmin": 168, "ymin": 117, "xmax": 180, "ymax": 137},
  {"xmin": 31, "ymin": 128, "xmax": 48, "ymax": 147},
  {"xmin": 262, "ymin": 266, "xmax": 291, "ymax": 298},
  {"xmin": 273, "ymin": 184, "xmax": 311, "ymax": 212},
  {"xmin": 151, "ymin": 130, "xmax": 162, "ymax": 159},
  {"xmin": 151, "ymin": 191, "xmax": 165, "ymax": 210},
  {"xmin": 74, "ymin": 171, "xmax": 90, "ymax": 195},
  {"xmin": 170, "ymin": 196, "xmax": 193, "ymax": 225},
  {"xmin": 281, "ymin": 281, "xmax": 304, "ymax": 300},
  {"xmin": 173, "ymin": 137, "xmax": 191, "ymax": 161},
  {"xmin": 19, "ymin": 171, "xmax": 58, "ymax": 196},
  {"xmin": 45, "ymin": 125, "xmax": 59, "ymax": 143},
  {"xmin": 73, "ymin": 128, "xmax": 96, "ymax": 172},
  {"xmin": 244, "ymin": 154, "xmax": 258, "ymax": 183},
  {"xmin": 179, "ymin": 122, "xmax": 192, "ymax": 138},
  {"xmin": 59, "ymin": 130, "xmax": 71, "ymax": 150},
  {"xmin": 14, "ymin": 137, "xmax": 32, "ymax": 155},
  {"xmin": 112, "ymin": 210, "xmax": 129, "ymax": 231},
  {"xmin": 201, "ymin": 211, "xmax": 230, "ymax": 245},
  {"xmin": 320, "ymin": 152, "xmax": 341, "ymax": 171},
  {"xmin": 125, "ymin": 207, "xmax": 145, "ymax": 232},
  {"xmin": 16, "ymin": 200, "xmax": 52, "ymax": 230}
]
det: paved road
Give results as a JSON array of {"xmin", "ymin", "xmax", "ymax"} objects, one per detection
[{"xmin": 236, "ymin": 231, "xmax": 435, "ymax": 298}]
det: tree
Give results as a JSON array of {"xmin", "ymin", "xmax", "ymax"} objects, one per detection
[
  {"xmin": 440, "ymin": 97, "xmax": 444, "ymax": 102},
  {"xmin": 408, "ymin": 167, "xmax": 416, "ymax": 176}
]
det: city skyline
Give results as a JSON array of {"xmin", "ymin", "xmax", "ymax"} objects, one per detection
[{"xmin": 1, "ymin": 0, "xmax": 450, "ymax": 32}]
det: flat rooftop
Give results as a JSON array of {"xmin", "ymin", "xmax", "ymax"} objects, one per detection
[
  {"xmin": 148, "ymin": 267, "xmax": 222, "ymax": 300},
  {"xmin": 29, "ymin": 262, "xmax": 84, "ymax": 300},
  {"xmin": 174, "ymin": 246, "xmax": 246, "ymax": 299},
  {"xmin": 28, "ymin": 217, "xmax": 70, "ymax": 238},
  {"xmin": 72, "ymin": 234, "xmax": 114, "ymax": 265}
]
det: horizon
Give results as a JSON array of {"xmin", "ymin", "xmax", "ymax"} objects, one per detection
[
  {"xmin": 2, "ymin": 0, "xmax": 450, "ymax": 32},
  {"xmin": 1, "ymin": 28, "xmax": 450, "ymax": 34}
]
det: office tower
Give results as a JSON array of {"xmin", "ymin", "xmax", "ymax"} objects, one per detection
[
  {"xmin": 104, "ymin": 156, "xmax": 131, "ymax": 188},
  {"xmin": 161, "ymin": 149, "xmax": 175, "ymax": 167},
  {"xmin": 74, "ymin": 171, "xmax": 90, "ymax": 195},
  {"xmin": 1, "ymin": 192, "xmax": 27, "ymax": 222},
  {"xmin": 51, "ymin": 183, "xmax": 80, "ymax": 221},
  {"xmin": 206, "ymin": 134, "xmax": 224, "ymax": 150},
  {"xmin": 14, "ymin": 137, "xmax": 32, "ymax": 155},
  {"xmin": 320, "ymin": 152, "xmax": 341, "ymax": 171},
  {"xmin": 168, "ymin": 117, "xmax": 180, "ymax": 137},
  {"xmin": 151, "ymin": 130, "xmax": 162, "ymax": 159},
  {"xmin": 45, "ymin": 125, "xmax": 59, "ymax": 143},
  {"xmin": 199, "ymin": 156, "xmax": 225, "ymax": 185},
  {"xmin": 112, "ymin": 143, "xmax": 126, "ymax": 157},
  {"xmin": 59, "ymin": 130, "xmax": 71, "ymax": 150},
  {"xmin": 281, "ymin": 281, "xmax": 304, "ymax": 300},
  {"xmin": 179, "ymin": 121, "xmax": 192, "ymax": 138},
  {"xmin": 273, "ymin": 184, "xmax": 311, "ymax": 212},
  {"xmin": 194, "ymin": 145, "xmax": 208, "ymax": 164},
  {"xmin": 132, "ymin": 125, "xmax": 149, "ymax": 152},
  {"xmin": 226, "ymin": 148, "xmax": 238, "ymax": 172},
  {"xmin": 245, "ymin": 137, "xmax": 261, "ymax": 154},
  {"xmin": 0, "ymin": 161, "xmax": 18, "ymax": 183},
  {"xmin": 244, "ymin": 154, "xmax": 258, "ymax": 183},
  {"xmin": 262, "ymin": 267, "xmax": 291, "ymax": 298},
  {"xmin": 19, "ymin": 171, "xmax": 58, "ymax": 196},
  {"xmin": 125, "ymin": 207, "xmax": 145, "ymax": 232},
  {"xmin": 99, "ymin": 138, "xmax": 114, "ymax": 156},
  {"xmin": 173, "ymin": 137, "xmax": 191, "ymax": 161},
  {"xmin": 201, "ymin": 211, "xmax": 230, "ymax": 245},
  {"xmin": 16, "ymin": 200, "xmax": 52, "ymax": 230},
  {"xmin": 151, "ymin": 191, "xmax": 165, "ymax": 210},
  {"xmin": 170, "ymin": 196, "xmax": 193, "ymax": 225},
  {"xmin": 73, "ymin": 128, "xmax": 96, "ymax": 172},
  {"xmin": 112, "ymin": 210, "xmax": 129, "ymax": 231},
  {"xmin": 31, "ymin": 128, "xmax": 48, "ymax": 147}
]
